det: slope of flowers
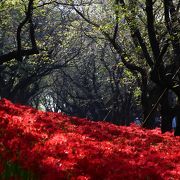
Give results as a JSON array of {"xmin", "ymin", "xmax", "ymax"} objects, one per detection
[{"xmin": 0, "ymin": 98, "xmax": 180, "ymax": 179}]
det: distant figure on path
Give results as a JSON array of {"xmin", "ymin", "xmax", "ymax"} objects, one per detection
[{"xmin": 172, "ymin": 117, "xmax": 176, "ymax": 130}]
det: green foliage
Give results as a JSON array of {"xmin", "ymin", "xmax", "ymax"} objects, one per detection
[
  {"xmin": 133, "ymin": 87, "xmax": 141, "ymax": 105},
  {"xmin": 1, "ymin": 0, "xmax": 179, "ymax": 125},
  {"xmin": 0, "ymin": 160, "xmax": 36, "ymax": 180}
]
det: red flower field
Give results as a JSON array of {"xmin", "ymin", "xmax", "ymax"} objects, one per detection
[{"xmin": 0, "ymin": 98, "xmax": 179, "ymax": 179}]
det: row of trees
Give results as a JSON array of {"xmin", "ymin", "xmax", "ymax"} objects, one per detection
[{"xmin": 0, "ymin": 0, "xmax": 180, "ymax": 135}]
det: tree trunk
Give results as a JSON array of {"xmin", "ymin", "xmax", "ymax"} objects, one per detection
[
  {"xmin": 174, "ymin": 102, "xmax": 180, "ymax": 136},
  {"xmin": 160, "ymin": 91, "xmax": 173, "ymax": 133},
  {"xmin": 142, "ymin": 85, "xmax": 162, "ymax": 129}
]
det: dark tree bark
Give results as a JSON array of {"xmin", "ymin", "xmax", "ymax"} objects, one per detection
[
  {"xmin": 174, "ymin": 102, "xmax": 180, "ymax": 136},
  {"xmin": 160, "ymin": 91, "xmax": 174, "ymax": 133},
  {"xmin": 0, "ymin": 0, "xmax": 39, "ymax": 65}
]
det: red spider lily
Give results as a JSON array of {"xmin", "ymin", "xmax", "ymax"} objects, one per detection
[{"xmin": 0, "ymin": 98, "xmax": 179, "ymax": 179}]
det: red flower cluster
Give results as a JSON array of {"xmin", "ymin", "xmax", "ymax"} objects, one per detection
[{"xmin": 0, "ymin": 98, "xmax": 179, "ymax": 179}]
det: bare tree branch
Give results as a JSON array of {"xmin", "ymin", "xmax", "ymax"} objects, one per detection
[{"xmin": 0, "ymin": 0, "xmax": 39, "ymax": 64}]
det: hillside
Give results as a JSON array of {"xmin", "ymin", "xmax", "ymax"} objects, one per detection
[{"xmin": 0, "ymin": 99, "xmax": 180, "ymax": 179}]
